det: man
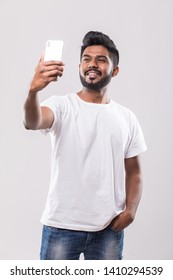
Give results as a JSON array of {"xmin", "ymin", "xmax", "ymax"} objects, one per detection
[{"xmin": 24, "ymin": 31, "xmax": 147, "ymax": 260}]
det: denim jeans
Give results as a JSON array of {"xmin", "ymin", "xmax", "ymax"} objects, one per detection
[{"xmin": 40, "ymin": 225, "xmax": 124, "ymax": 260}]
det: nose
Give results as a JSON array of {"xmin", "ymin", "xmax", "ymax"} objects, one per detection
[{"xmin": 88, "ymin": 58, "xmax": 98, "ymax": 68}]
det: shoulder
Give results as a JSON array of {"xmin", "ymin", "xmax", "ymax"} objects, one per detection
[
  {"xmin": 41, "ymin": 94, "xmax": 69, "ymax": 104},
  {"xmin": 110, "ymin": 100, "xmax": 136, "ymax": 120},
  {"xmin": 41, "ymin": 93, "xmax": 75, "ymax": 109}
]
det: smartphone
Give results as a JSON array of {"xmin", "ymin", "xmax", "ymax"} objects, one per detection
[{"xmin": 44, "ymin": 40, "xmax": 64, "ymax": 62}]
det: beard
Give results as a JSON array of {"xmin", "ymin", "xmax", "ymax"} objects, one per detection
[{"xmin": 79, "ymin": 72, "xmax": 112, "ymax": 91}]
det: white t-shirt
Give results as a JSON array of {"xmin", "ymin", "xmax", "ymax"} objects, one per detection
[{"xmin": 40, "ymin": 93, "xmax": 147, "ymax": 231}]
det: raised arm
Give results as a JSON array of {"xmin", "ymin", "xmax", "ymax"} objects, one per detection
[
  {"xmin": 111, "ymin": 156, "xmax": 143, "ymax": 231},
  {"xmin": 24, "ymin": 55, "xmax": 64, "ymax": 130}
]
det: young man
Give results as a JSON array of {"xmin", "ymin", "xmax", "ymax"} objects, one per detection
[{"xmin": 24, "ymin": 31, "xmax": 147, "ymax": 260}]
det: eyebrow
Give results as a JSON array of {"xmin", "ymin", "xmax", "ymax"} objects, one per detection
[
  {"xmin": 82, "ymin": 54, "xmax": 91, "ymax": 58},
  {"xmin": 82, "ymin": 54, "xmax": 108, "ymax": 59}
]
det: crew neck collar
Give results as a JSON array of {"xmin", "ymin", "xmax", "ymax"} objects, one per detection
[{"xmin": 75, "ymin": 93, "xmax": 112, "ymax": 106}]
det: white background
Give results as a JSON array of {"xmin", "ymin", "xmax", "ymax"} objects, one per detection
[{"xmin": 0, "ymin": 0, "xmax": 172, "ymax": 259}]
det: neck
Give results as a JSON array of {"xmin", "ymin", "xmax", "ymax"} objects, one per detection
[{"xmin": 77, "ymin": 88, "xmax": 110, "ymax": 104}]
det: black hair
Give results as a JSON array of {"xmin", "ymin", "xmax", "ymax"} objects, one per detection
[{"xmin": 80, "ymin": 31, "xmax": 119, "ymax": 66}]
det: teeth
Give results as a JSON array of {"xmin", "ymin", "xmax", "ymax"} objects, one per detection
[
  {"xmin": 87, "ymin": 72, "xmax": 98, "ymax": 77},
  {"xmin": 89, "ymin": 73, "xmax": 97, "ymax": 79}
]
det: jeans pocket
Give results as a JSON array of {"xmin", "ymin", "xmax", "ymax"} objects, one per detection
[
  {"xmin": 109, "ymin": 227, "xmax": 124, "ymax": 239},
  {"xmin": 109, "ymin": 226, "xmax": 117, "ymax": 233}
]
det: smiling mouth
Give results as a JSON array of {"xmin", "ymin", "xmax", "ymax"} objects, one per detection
[{"xmin": 85, "ymin": 69, "xmax": 102, "ymax": 77}]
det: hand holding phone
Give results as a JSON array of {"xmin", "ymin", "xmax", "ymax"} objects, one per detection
[
  {"xmin": 29, "ymin": 41, "xmax": 64, "ymax": 92},
  {"xmin": 44, "ymin": 40, "xmax": 64, "ymax": 62}
]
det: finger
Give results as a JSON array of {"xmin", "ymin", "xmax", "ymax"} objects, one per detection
[
  {"xmin": 35, "ymin": 54, "xmax": 45, "ymax": 71},
  {"xmin": 111, "ymin": 224, "xmax": 122, "ymax": 232},
  {"xmin": 43, "ymin": 65, "xmax": 64, "ymax": 72},
  {"xmin": 39, "ymin": 63, "xmax": 63, "ymax": 74},
  {"xmin": 47, "ymin": 76, "xmax": 58, "ymax": 83},
  {"xmin": 111, "ymin": 221, "xmax": 119, "ymax": 230},
  {"xmin": 44, "ymin": 60, "xmax": 65, "ymax": 66},
  {"xmin": 111, "ymin": 216, "xmax": 123, "ymax": 230},
  {"xmin": 38, "ymin": 53, "xmax": 45, "ymax": 63},
  {"xmin": 46, "ymin": 69, "xmax": 63, "ymax": 77}
]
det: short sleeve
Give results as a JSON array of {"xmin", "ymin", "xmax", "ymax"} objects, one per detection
[
  {"xmin": 40, "ymin": 95, "xmax": 62, "ymax": 135},
  {"xmin": 125, "ymin": 113, "xmax": 147, "ymax": 158}
]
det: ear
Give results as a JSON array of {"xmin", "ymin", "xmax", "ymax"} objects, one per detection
[{"xmin": 112, "ymin": 66, "xmax": 119, "ymax": 77}]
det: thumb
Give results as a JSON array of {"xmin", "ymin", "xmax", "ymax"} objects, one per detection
[
  {"xmin": 39, "ymin": 52, "xmax": 45, "ymax": 62},
  {"xmin": 35, "ymin": 53, "xmax": 45, "ymax": 71}
]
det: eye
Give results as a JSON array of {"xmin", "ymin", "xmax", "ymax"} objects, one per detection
[
  {"xmin": 97, "ymin": 57, "xmax": 107, "ymax": 63},
  {"xmin": 82, "ymin": 57, "xmax": 90, "ymax": 62}
]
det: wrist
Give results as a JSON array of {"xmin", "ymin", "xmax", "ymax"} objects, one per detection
[
  {"xmin": 124, "ymin": 208, "xmax": 135, "ymax": 220},
  {"xmin": 28, "ymin": 86, "xmax": 39, "ymax": 97}
]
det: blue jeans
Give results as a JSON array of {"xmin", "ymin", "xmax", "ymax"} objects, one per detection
[{"xmin": 40, "ymin": 225, "xmax": 124, "ymax": 260}]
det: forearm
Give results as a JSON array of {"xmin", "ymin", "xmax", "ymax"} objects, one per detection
[
  {"xmin": 125, "ymin": 172, "xmax": 142, "ymax": 217},
  {"xmin": 23, "ymin": 90, "xmax": 42, "ymax": 130},
  {"xmin": 110, "ymin": 156, "xmax": 143, "ymax": 231},
  {"xmin": 110, "ymin": 171, "xmax": 143, "ymax": 231}
]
